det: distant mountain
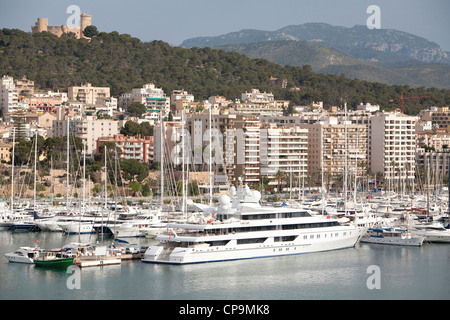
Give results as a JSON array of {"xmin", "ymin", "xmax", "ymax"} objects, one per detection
[
  {"xmin": 215, "ymin": 40, "xmax": 450, "ymax": 89},
  {"xmin": 181, "ymin": 23, "xmax": 450, "ymax": 89},
  {"xmin": 181, "ymin": 23, "xmax": 450, "ymax": 66}
]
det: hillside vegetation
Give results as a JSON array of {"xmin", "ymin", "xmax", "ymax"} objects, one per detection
[{"xmin": 0, "ymin": 28, "xmax": 449, "ymax": 114}]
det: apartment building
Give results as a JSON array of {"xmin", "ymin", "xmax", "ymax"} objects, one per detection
[
  {"xmin": 416, "ymin": 131, "xmax": 450, "ymax": 152},
  {"xmin": 119, "ymin": 83, "xmax": 170, "ymax": 118},
  {"xmin": 429, "ymin": 106, "xmax": 450, "ymax": 131},
  {"xmin": 233, "ymin": 115, "xmax": 261, "ymax": 185},
  {"xmin": 300, "ymin": 119, "xmax": 368, "ymax": 179},
  {"xmin": 0, "ymin": 75, "xmax": 19, "ymax": 114},
  {"xmin": 27, "ymin": 95, "xmax": 63, "ymax": 112},
  {"xmin": 229, "ymin": 89, "xmax": 287, "ymax": 116},
  {"xmin": 68, "ymin": 83, "xmax": 110, "ymax": 105},
  {"xmin": 51, "ymin": 108, "xmax": 124, "ymax": 156},
  {"xmin": 415, "ymin": 150, "xmax": 450, "ymax": 183},
  {"xmin": 97, "ymin": 134, "xmax": 154, "ymax": 163},
  {"xmin": 0, "ymin": 142, "xmax": 12, "ymax": 164},
  {"xmin": 14, "ymin": 77, "xmax": 34, "ymax": 96},
  {"xmin": 369, "ymin": 112, "xmax": 417, "ymax": 181},
  {"xmin": 260, "ymin": 124, "xmax": 308, "ymax": 190},
  {"xmin": 170, "ymin": 90, "xmax": 194, "ymax": 105}
]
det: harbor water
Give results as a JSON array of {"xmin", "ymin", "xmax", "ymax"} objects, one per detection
[{"xmin": 0, "ymin": 230, "xmax": 448, "ymax": 300}]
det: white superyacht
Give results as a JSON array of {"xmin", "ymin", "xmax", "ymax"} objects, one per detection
[{"xmin": 142, "ymin": 183, "xmax": 366, "ymax": 264}]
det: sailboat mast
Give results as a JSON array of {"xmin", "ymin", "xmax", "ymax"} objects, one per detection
[
  {"xmin": 160, "ymin": 110, "xmax": 164, "ymax": 209},
  {"xmin": 10, "ymin": 127, "xmax": 15, "ymax": 218},
  {"xmin": 104, "ymin": 144, "xmax": 107, "ymax": 209},
  {"xmin": 83, "ymin": 140, "xmax": 86, "ymax": 213},
  {"xmin": 66, "ymin": 114, "xmax": 70, "ymax": 213},
  {"xmin": 344, "ymin": 102, "xmax": 348, "ymax": 215},
  {"xmin": 321, "ymin": 125, "xmax": 325, "ymax": 215},
  {"xmin": 427, "ymin": 157, "xmax": 430, "ymax": 215},
  {"xmin": 33, "ymin": 131, "xmax": 37, "ymax": 211},
  {"xmin": 182, "ymin": 109, "xmax": 186, "ymax": 218},
  {"xmin": 209, "ymin": 106, "xmax": 212, "ymax": 206}
]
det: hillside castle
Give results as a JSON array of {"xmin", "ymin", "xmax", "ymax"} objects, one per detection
[{"xmin": 31, "ymin": 13, "xmax": 92, "ymax": 39}]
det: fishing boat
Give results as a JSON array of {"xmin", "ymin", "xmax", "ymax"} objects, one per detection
[
  {"xmin": 360, "ymin": 227, "xmax": 425, "ymax": 246},
  {"xmin": 33, "ymin": 251, "xmax": 74, "ymax": 268},
  {"xmin": 142, "ymin": 182, "xmax": 365, "ymax": 265}
]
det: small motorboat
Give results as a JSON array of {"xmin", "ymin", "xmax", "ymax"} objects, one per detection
[{"xmin": 5, "ymin": 246, "xmax": 43, "ymax": 264}]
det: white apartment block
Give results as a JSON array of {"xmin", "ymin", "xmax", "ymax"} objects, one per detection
[
  {"xmin": 260, "ymin": 125, "xmax": 308, "ymax": 189},
  {"xmin": 234, "ymin": 89, "xmax": 286, "ymax": 116},
  {"xmin": 0, "ymin": 75, "xmax": 19, "ymax": 114},
  {"xmin": 369, "ymin": 112, "xmax": 417, "ymax": 181},
  {"xmin": 234, "ymin": 115, "xmax": 260, "ymax": 184},
  {"xmin": 119, "ymin": 83, "xmax": 170, "ymax": 117},
  {"xmin": 241, "ymin": 89, "xmax": 274, "ymax": 104},
  {"xmin": 68, "ymin": 83, "xmax": 110, "ymax": 105}
]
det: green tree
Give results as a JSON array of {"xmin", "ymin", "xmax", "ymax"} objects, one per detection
[
  {"xmin": 129, "ymin": 181, "xmax": 143, "ymax": 196},
  {"xmin": 142, "ymin": 182, "xmax": 151, "ymax": 196},
  {"xmin": 140, "ymin": 122, "xmax": 153, "ymax": 136},
  {"xmin": 83, "ymin": 25, "xmax": 99, "ymax": 38},
  {"xmin": 120, "ymin": 158, "xmax": 149, "ymax": 182},
  {"xmin": 127, "ymin": 102, "xmax": 146, "ymax": 118}
]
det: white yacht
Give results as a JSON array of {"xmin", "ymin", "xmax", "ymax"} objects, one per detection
[
  {"xmin": 106, "ymin": 210, "xmax": 165, "ymax": 238},
  {"xmin": 360, "ymin": 227, "xmax": 425, "ymax": 246},
  {"xmin": 412, "ymin": 222, "xmax": 450, "ymax": 243},
  {"xmin": 58, "ymin": 219, "xmax": 96, "ymax": 234},
  {"xmin": 5, "ymin": 246, "xmax": 44, "ymax": 264},
  {"xmin": 142, "ymin": 183, "xmax": 366, "ymax": 265}
]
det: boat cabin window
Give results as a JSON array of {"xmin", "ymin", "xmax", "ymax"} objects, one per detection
[
  {"xmin": 237, "ymin": 238, "xmax": 267, "ymax": 244},
  {"xmin": 241, "ymin": 211, "xmax": 311, "ymax": 220}
]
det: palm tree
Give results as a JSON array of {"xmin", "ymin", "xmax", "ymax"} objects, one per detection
[{"xmin": 275, "ymin": 170, "xmax": 286, "ymax": 193}]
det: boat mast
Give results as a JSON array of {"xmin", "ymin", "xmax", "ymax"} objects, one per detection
[
  {"xmin": 79, "ymin": 140, "xmax": 86, "ymax": 239},
  {"xmin": 321, "ymin": 125, "xmax": 325, "ymax": 215},
  {"xmin": 104, "ymin": 144, "xmax": 107, "ymax": 210},
  {"xmin": 209, "ymin": 105, "xmax": 213, "ymax": 206},
  {"xmin": 160, "ymin": 110, "xmax": 164, "ymax": 210},
  {"xmin": 66, "ymin": 114, "xmax": 70, "ymax": 213},
  {"xmin": 10, "ymin": 127, "xmax": 15, "ymax": 219},
  {"xmin": 426, "ymin": 157, "xmax": 431, "ymax": 216},
  {"xmin": 33, "ymin": 131, "xmax": 37, "ymax": 213},
  {"xmin": 83, "ymin": 140, "xmax": 86, "ymax": 212},
  {"xmin": 448, "ymin": 157, "xmax": 450, "ymax": 228},
  {"xmin": 344, "ymin": 102, "xmax": 348, "ymax": 215},
  {"xmin": 181, "ymin": 109, "xmax": 186, "ymax": 219}
]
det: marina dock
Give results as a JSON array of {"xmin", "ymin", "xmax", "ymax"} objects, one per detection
[{"xmin": 73, "ymin": 252, "xmax": 142, "ymax": 267}]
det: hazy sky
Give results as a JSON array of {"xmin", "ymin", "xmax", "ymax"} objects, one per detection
[{"xmin": 1, "ymin": 0, "xmax": 449, "ymax": 50}]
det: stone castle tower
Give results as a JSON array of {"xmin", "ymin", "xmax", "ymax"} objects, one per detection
[{"xmin": 31, "ymin": 13, "xmax": 92, "ymax": 39}]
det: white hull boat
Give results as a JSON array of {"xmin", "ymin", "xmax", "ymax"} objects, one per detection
[
  {"xmin": 143, "ymin": 183, "xmax": 365, "ymax": 265},
  {"xmin": 58, "ymin": 221, "xmax": 95, "ymax": 234},
  {"xmin": 412, "ymin": 223, "xmax": 450, "ymax": 243},
  {"xmin": 5, "ymin": 246, "xmax": 43, "ymax": 264},
  {"xmin": 361, "ymin": 227, "xmax": 425, "ymax": 246}
]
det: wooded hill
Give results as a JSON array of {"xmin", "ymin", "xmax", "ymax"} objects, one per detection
[{"xmin": 1, "ymin": 28, "xmax": 449, "ymax": 114}]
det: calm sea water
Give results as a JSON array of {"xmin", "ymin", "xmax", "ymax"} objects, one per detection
[{"xmin": 0, "ymin": 230, "xmax": 449, "ymax": 300}]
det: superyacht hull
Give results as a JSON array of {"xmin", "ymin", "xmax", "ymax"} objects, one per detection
[{"xmin": 143, "ymin": 227, "xmax": 363, "ymax": 265}]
